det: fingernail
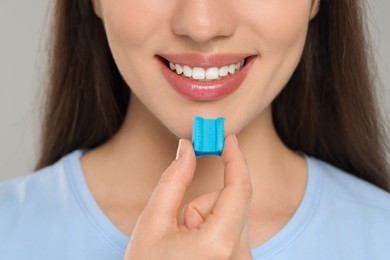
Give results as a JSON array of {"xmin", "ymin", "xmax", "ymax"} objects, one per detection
[{"xmin": 176, "ymin": 139, "xmax": 184, "ymax": 160}]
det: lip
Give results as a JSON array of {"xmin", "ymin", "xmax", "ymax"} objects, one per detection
[{"xmin": 158, "ymin": 54, "xmax": 256, "ymax": 101}]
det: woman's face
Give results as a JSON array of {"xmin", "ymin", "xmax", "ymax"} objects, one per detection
[{"xmin": 93, "ymin": 0, "xmax": 319, "ymax": 139}]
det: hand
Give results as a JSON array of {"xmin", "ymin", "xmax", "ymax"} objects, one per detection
[{"xmin": 123, "ymin": 135, "xmax": 253, "ymax": 260}]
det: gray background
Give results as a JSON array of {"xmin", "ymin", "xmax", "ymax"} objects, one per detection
[{"xmin": 0, "ymin": 0, "xmax": 389, "ymax": 182}]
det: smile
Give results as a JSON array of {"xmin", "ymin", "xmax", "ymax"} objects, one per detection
[
  {"xmin": 158, "ymin": 54, "xmax": 256, "ymax": 101},
  {"xmin": 168, "ymin": 60, "xmax": 245, "ymax": 81}
]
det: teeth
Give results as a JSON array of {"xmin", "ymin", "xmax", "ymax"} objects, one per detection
[
  {"xmin": 183, "ymin": 66, "xmax": 192, "ymax": 77},
  {"xmin": 219, "ymin": 66, "xmax": 229, "ymax": 77},
  {"xmin": 206, "ymin": 67, "xmax": 219, "ymax": 80},
  {"xmin": 228, "ymin": 64, "xmax": 236, "ymax": 74},
  {"xmin": 176, "ymin": 64, "xmax": 183, "ymax": 75},
  {"xmin": 192, "ymin": 67, "xmax": 205, "ymax": 80},
  {"xmin": 168, "ymin": 60, "xmax": 245, "ymax": 81}
]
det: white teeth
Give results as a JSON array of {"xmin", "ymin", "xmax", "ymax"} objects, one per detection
[
  {"xmin": 219, "ymin": 66, "xmax": 229, "ymax": 77},
  {"xmin": 176, "ymin": 64, "xmax": 183, "ymax": 74},
  {"xmin": 183, "ymin": 66, "xmax": 192, "ymax": 77},
  {"xmin": 169, "ymin": 62, "xmax": 175, "ymax": 71},
  {"xmin": 228, "ymin": 64, "xmax": 236, "ymax": 74},
  {"xmin": 168, "ymin": 59, "xmax": 245, "ymax": 81},
  {"xmin": 192, "ymin": 67, "xmax": 206, "ymax": 80},
  {"xmin": 206, "ymin": 67, "xmax": 219, "ymax": 80}
]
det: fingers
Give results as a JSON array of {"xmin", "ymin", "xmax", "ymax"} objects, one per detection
[
  {"xmin": 138, "ymin": 134, "xmax": 252, "ymax": 243},
  {"xmin": 183, "ymin": 191, "xmax": 220, "ymax": 229},
  {"xmin": 202, "ymin": 135, "xmax": 253, "ymax": 239},
  {"xmin": 140, "ymin": 139, "xmax": 196, "ymax": 227},
  {"xmin": 124, "ymin": 135, "xmax": 252, "ymax": 260}
]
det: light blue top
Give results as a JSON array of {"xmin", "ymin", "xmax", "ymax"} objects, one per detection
[{"xmin": 0, "ymin": 150, "xmax": 390, "ymax": 260}]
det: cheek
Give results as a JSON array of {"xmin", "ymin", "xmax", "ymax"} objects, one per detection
[
  {"xmin": 101, "ymin": 0, "xmax": 168, "ymax": 47},
  {"xmin": 233, "ymin": 1, "xmax": 312, "ymax": 116},
  {"xmin": 99, "ymin": 0, "xmax": 171, "ymax": 98},
  {"xmin": 238, "ymin": 0, "xmax": 312, "ymax": 53}
]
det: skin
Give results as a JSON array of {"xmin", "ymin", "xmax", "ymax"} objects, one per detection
[{"xmin": 82, "ymin": 0, "xmax": 320, "ymax": 258}]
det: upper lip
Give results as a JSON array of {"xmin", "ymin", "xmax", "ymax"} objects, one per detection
[{"xmin": 157, "ymin": 53, "xmax": 255, "ymax": 68}]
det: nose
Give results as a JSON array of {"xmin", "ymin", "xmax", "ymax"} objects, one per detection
[{"xmin": 171, "ymin": 0, "xmax": 237, "ymax": 43}]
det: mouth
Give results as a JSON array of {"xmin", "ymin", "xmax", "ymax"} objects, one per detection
[
  {"xmin": 157, "ymin": 54, "xmax": 256, "ymax": 101},
  {"xmin": 161, "ymin": 57, "xmax": 246, "ymax": 82}
]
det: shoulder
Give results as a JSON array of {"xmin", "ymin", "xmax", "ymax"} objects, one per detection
[
  {"xmin": 0, "ymin": 150, "xmax": 83, "ymax": 220},
  {"xmin": 306, "ymin": 155, "xmax": 390, "ymax": 244},
  {"xmin": 0, "ymin": 150, "xmax": 81, "ymax": 253},
  {"xmin": 0, "ymin": 162, "xmax": 61, "ymax": 205},
  {"xmin": 0, "ymin": 149, "xmax": 126, "ymax": 259},
  {"xmin": 308, "ymin": 156, "xmax": 390, "ymax": 212},
  {"xmin": 292, "ymin": 156, "xmax": 390, "ymax": 257},
  {"xmin": 0, "ymin": 152, "xmax": 77, "ymax": 202}
]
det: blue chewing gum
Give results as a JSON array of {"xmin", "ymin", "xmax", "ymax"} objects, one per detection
[{"xmin": 192, "ymin": 116, "xmax": 225, "ymax": 158}]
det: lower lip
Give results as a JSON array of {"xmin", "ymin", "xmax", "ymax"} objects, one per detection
[{"xmin": 159, "ymin": 56, "xmax": 255, "ymax": 101}]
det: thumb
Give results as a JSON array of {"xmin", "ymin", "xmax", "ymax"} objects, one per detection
[{"xmin": 140, "ymin": 139, "xmax": 196, "ymax": 227}]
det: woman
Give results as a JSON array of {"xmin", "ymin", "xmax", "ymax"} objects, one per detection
[{"xmin": 1, "ymin": 0, "xmax": 389, "ymax": 259}]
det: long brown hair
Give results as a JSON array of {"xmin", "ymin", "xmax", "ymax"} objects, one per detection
[{"xmin": 36, "ymin": 0, "xmax": 390, "ymax": 191}]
